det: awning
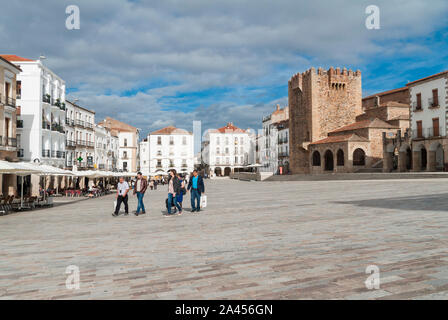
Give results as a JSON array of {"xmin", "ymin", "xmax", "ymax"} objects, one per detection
[{"xmin": 0, "ymin": 160, "xmax": 43, "ymax": 175}]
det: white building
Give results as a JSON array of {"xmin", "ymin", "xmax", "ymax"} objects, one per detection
[
  {"xmin": 140, "ymin": 126, "xmax": 194, "ymax": 176},
  {"xmin": 65, "ymin": 100, "xmax": 95, "ymax": 170},
  {"xmin": 3, "ymin": 55, "xmax": 66, "ymax": 168},
  {"xmin": 409, "ymin": 71, "xmax": 448, "ymax": 171},
  {"xmin": 203, "ymin": 122, "xmax": 254, "ymax": 176},
  {"xmin": 261, "ymin": 105, "xmax": 289, "ymax": 174},
  {"xmin": 98, "ymin": 117, "xmax": 139, "ymax": 172},
  {"xmin": 94, "ymin": 124, "xmax": 119, "ymax": 171}
]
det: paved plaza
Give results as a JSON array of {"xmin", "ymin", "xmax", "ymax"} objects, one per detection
[{"xmin": 1, "ymin": 178, "xmax": 448, "ymax": 300}]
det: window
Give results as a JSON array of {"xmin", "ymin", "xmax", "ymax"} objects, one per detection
[
  {"xmin": 225, "ymin": 137, "xmax": 229, "ymax": 145},
  {"xmin": 157, "ymin": 160, "xmax": 162, "ymax": 167},
  {"xmin": 123, "ymin": 151, "xmax": 127, "ymax": 159},
  {"xmin": 432, "ymin": 89, "xmax": 439, "ymax": 107},
  {"xmin": 416, "ymin": 93, "xmax": 422, "ymax": 110},
  {"xmin": 157, "ymin": 136, "xmax": 162, "ymax": 145},
  {"xmin": 234, "ymin": 137, "xmax": 238, "ymax": 145},
  {"xmin": 235, "ymin": 147, "xmax": 238, "ymax": 154},
  {"xmin": 216, "ymin": 147, "xmax": 220, "ymax": 154},
  {"xmin": 235, "ymin": 156, "xmax": 238, "ymax": 163},
  {"xmin": 416, "ymin": 121, "xmax": 423, "ymax": 138},
  {"xmin": 225, "ymin": 147, "xmax": 229, "ymax": 154},
  {"xmin": 216, "ymin": 137, "xmax": 220, "ymax": 145},
  {"xmin": 216, "ymin": 157, "xmax": 220, "ymax": 164},
  {"xmin": 16, "ymin": 81, "xmax": 21, "ymax": 99},
  {"xmin": 182, "ymin": 136, "xmax": 187, "ymax": 145},
  {"xmin": 240, "ymin": 137, "xmax": 244, "ymax": 145},
  {"xmin": 312, "ymin": 151, "xmax": 321, "ymax": 166},
  {"xmin": 433, "ymin": 118, "xmax": 440, "ymax": 137},
  {"xmin": 124, "ymin": 138, "xmax": 128, "ymax": 147},
  {"xmin": 170, "ymin": 136, "xmax": 174, "ymax": 145}
]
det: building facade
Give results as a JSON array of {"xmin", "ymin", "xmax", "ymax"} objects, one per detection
[
  {"xmin": 98, "ymin": 117, "xmax": 140, "ymax": 172},
  {"xmin": 65, "ymin": 100, "xmax": 95, "ymax": 170},
  {"xmin": 140, "ymin": 126, "xmax": 194, "ymax": 175},
  {"xmin": 1, "ymin": 55, "xmax": 67, "ymax": 168},
  {"xmin": 261, "ymin": 105, "xmax": 289, "ymax": 174},
  {"xmin": 0, "ymin": 56, "xmax": 21, "ymax": 195},
  {"xmin": 407, "ymin": 71, "xmax": 448, "ymax": 171},
  {"xmin": 203, "ymin": 122, "xmax": 254, "ymax": 176},
  {"xmin": 94, "ymin": 124, "xmax": 118, "ymax": 171},
  {"xmin": 288, "ymin": 67, "xmax": 363, "ymax": 174}
]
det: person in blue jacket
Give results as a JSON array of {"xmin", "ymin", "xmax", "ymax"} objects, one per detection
[{"xmin": 187, "ymin": 170, "xmax": 205, "ymax": 212}]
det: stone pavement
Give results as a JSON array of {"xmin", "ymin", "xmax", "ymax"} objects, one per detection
[{"xmin": 1, "ymin": 178, "xmax": 448, "ymax": 300}]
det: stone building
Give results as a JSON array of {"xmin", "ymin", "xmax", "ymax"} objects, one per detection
[
  {"xmin": 288, "ymin": 67, "xmax": 363, "ymax": 173},
  {"xmin": 0, "ymin": 56, "xmax": 21, "ymax": 195},
  {"xmin": 383, "ymin": 70, "xmax": 448, "ymax": 172}
]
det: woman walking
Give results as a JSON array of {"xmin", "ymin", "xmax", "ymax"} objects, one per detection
[
  {"xmin": 165, "ymin": 169, "xmax": 182, "ymax": 216},
  {"xmin": 176, "ymin": 173, "xmax": 186, "ymax": 211}
]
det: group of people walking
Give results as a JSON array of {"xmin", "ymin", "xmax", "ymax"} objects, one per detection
[{"xmin": 112, "ymin": 169, "xmax": 205, "ymax": 217}]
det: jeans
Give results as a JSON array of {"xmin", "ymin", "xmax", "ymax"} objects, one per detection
[
  {"xmin": 136, "ymin": 192, "xmax": 145, "ymax": 213},
  {"xmin": 167, "ymin": 193, "xmax": 182, "ymax": 214},
  {"xmin": 115, "ymin": 195, "xmax": 128, "ymax": 214},
  {"xmin": 191, "ymin": 188, "xmax": 201, "ymax": 210}
]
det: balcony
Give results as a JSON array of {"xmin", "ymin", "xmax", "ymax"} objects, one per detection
[
  {"xmin": 65, "ymin": 118, "xmax": 75, "ymax": 126},
  {"xmin": 76, "ymin": 139, "xmax": 86, "ymax": 146},
  {"xmin": 6, "ymin": 97, "xmax": 16, "ymax": 108},
  {"xmin": 16, "ymin": 120, "xmax": 23, "ymax": 128},
  {"xmin": 56, "ymin": 151, "xmax": 65, "ymax": 159},
  {"xmin": 412, "ymin": 127, "xmax": 445, "ymax": 139},
  {"xmin": 86, "ymin": 141, "xmax": 95, "ymax": 148},
  {"xmin": 42, "ymin": 149, "xmax": 50, "ymax": 157},
  {"xmin": 66, "ymin": 140, "xmax": 76, "ymax": 148},
  {"xmin": 428, "ymin": 97, "xmax": 440, "ymax": 109},
  {"xmin": 51, "ymin": 123, "xmax": 65, "ymax": 134},
  {"xmin": 84, "ymin": 122, "xmax": 93, "ymax": 130},
  {"xmin": 17, "ymin": 148, "xmax": 24, "ymax": 157},
  {"xmin": 42, "ymin": 120, "xmax": 51, "ymax": 130},
  {"xmin": 411, "ymin": 102, "xmax": 423, "ymax": 112},
  {"xmin": 42, "ymin": 95, "xmax": 51, "ymax": 104},
  {"xmin": 75, "ymin": 119, "xmax": 85, "ymax": 127},
  {"xmin": 0, "ymin": 136, "xmax": 17, "ymax": 147}
]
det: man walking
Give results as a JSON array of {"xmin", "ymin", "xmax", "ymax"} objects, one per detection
[
  {"xmin": 134, "ymin": 172, "xmax": 148, "ymax": 216},
  {"xmin": 112, "ymin": 177, "xmax": 129, "ymax": 217},
  {"xmin": 188, "ymin": 170, "xmax": 205, "ymax": 212}
]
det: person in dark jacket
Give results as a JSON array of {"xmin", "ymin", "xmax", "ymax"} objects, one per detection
[
  {"xmin": 133, "ymin": 172, "xmax": 148, "ymax": 216},
  {"xmin": 166, "ymin": 169, "xmax": 182, "ymax": 216},
  {"xmin": 187, "ymin": 170, "xmax": 205, "ymax": 212}
]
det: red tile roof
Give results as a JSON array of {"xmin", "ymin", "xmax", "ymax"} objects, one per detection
[
  {"xmin": 363, "ymin": 87, "xmax": 408, "ymax": 100},
  {"xmin": 330, "ymin": 118, "xmax": 396, "ymax": 134},
  {"xmin": 310, "ymin": 133, "xmax": 369, "ymax": 145},
  {"xmin": 210, "ymin": 122, "xmax": 246, "ymax": 134},
  {"xmin": 151, "ymin": 126, "xmax": 191, "ymax": 135},
  {"xmin": 0, "ymin": 54, "xmax": 34, "ymax": 62},
  {"xmin": 406, "ymin": 70, "xmax": 448, "ymax": 86}
]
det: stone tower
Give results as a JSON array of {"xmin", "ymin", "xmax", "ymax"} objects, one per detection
[{"xmin": 288, "ymin": 67, "xmax": 363, "ymax": 173}]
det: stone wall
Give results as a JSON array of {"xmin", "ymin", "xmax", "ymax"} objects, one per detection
[{"xmin": 362, "ymin": 87, "xmax": 410, "ymax": 110}]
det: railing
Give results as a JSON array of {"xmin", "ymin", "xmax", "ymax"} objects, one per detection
[
  {"xmin": 412, "ymin": 127, "xmax": 445, "ymax": 139},
  {"xmin": 65, "ymin": 118, "xmax": 75, "ymax": 126},
  {"xmin": 182, "ymin": 164, "xmax": 188, "ymax": 168},
  {"xmin": 43, "ymin": 95, "xmax": 51, "ymax": 104},
  {"xmin": 76, "ymin": 139, "xmax": 86, "ymax": 146},
  {"xmin": 411, "ymin": 102, "xmax": 423, "ymax": 112},
  {"xmin": 16, "ymin": 120, "xmax": 23, "ymax": 128},
  {"xmin": 84, "ymin": 122, "xmax": 93, "ymax": 129},
  {"xmin": 66, "ymin": 140, "xmax": 76, "ymax": 147},
  {"xmin": 42, "ymin": 149, "xmax": 50, "ymax": 157},
  {"xmin": 428, "ymin": 97, "xmax": 440, "ymax": 108},
  {"xmin": 17, "ymin": 148, "xmax": 24, "ymax": 157},
  {"xmin": 56, "ymin": 151, "xmax": 65, "ymax": 158},
  {"xmin": 75, "ymin": 119, "xmax": 85, "ymax": 127},
  {"xmin": 86, "ymin": 141, "xmax": 95, "ymax": 148},
  {"xmin": 99, "ymin": 164, "xmax": 105, "ymax": 169},
  {"xmin": 66, "ymin": 160, "xmax": 73, "ymax": 167},
  {"xmin": 42, "ymin": 121, "xmax": 50, "ymax": 130},
  {"xmin": 156, "ymin": 164, "xmax": 162, "ymax": 168},
  {"xmin": 6, "ymin": 97, "xmax": 16, "ymax": 107},
  {"xmin": 0, "ymin": 137, "xmax": 17, "ymax": 147}
]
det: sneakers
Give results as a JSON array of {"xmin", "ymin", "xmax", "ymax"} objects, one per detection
[
  {"xmin": 177, "ymin": 211, "xmax": 183, "ymax": 216},
  {"xmin": 112, "ymin": 213, "xmax": 118, "ymax": 217}
]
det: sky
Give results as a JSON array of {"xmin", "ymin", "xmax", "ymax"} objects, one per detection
[{"xmin": 1, "ymin": 0, "xmax": 447, "ymax": 137}]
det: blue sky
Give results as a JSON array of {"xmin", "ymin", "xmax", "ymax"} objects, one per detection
[{"xmin": 1, "ymin": 0, "xmax": 447, "ymax": 136}]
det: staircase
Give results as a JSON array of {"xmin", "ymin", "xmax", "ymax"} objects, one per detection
[{"xmin": 354, "ymin": 160, "xmax": 383, "ymax": 173}]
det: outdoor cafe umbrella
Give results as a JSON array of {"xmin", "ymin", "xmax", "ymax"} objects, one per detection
[{"xmin": 0, "ymin": 161, "xmax": 43, "ymax": 209}]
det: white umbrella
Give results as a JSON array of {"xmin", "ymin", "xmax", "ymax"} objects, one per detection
[{"xmin": 0, "ymin": 161, "xmax": 43, "ymax": 209}]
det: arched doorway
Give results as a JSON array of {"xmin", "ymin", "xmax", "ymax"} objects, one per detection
[
  {"xmin": 406, "ymin": 147, "xmax": 412, "ymax": 170},
  {"xmin": 421, "ymin": 147, "xmax": 427, "ymax": 170},
  {"xmin": 336, "ymin": 149, "xmax": 344, "ymax": 166},
  {"xmin": 353, "ymin": 148, "xmax": 366, "ymax": 166},
  {"xmin": 324, "ymin": 150, "xmax": 334, "ymax": 171},
  {"xmin": 312, "ymin": 151, "xmax": 321, "ymax": 167},
  {"xmin": 215, "ymin": 167, "xmax": 222, "ymax": 176},
  {"xmin": 224, "ymin": 167, "xmax": 231, "ymax": 176}
]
